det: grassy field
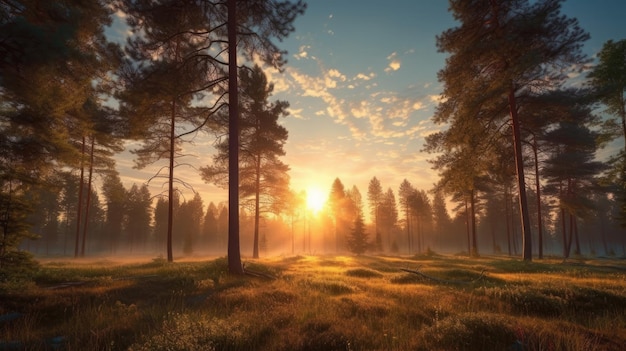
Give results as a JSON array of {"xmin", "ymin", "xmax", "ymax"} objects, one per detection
[{"xmin": 1, "ymin": 254, "xmax": 625, "ymax": 350}]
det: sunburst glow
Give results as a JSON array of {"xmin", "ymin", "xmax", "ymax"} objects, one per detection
[{"xmin": 306, "ymin": 187, "xmax": 326, "ymax": 213}]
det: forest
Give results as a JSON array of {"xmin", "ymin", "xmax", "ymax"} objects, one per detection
[
  {"xmin": 1, "ymin": 0, "xmax": 626, "ymax": 276},
  {"xmin": 2, "ymin": 0, "xmax": 626, "ymax": 350}
]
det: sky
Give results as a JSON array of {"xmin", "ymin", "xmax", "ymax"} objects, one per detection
[{"xmin": 111, "ymin": 0, "xmax": 626, "ymax": 216}]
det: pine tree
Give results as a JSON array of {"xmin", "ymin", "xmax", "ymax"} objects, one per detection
[
  {"xmin": 101, "ymin": 172, "xmax": 126, "ymax": 254},
  {"xmin": 367, "ymin": 177, "xmax": 384, "ymax": 251},
  {"xmin": 435, "ymin": 0, "xmax": 589, "ymax": 261},
  {"xmin": 201, "ymin": 65, "xmax": 290, "ymax": 259},
  {"xmin": 348, "ymin": 213, "xmax": 369, "ymax": 256}
]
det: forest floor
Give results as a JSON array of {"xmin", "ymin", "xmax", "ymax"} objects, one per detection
[{"xmin": 1, "ymin": 253, "xmax": 626, "ymax": 350}]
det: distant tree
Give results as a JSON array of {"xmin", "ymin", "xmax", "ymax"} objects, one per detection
[
  {"xmin": 284, "ymin": 190, "xmax": 306, "ymax": 254},
  {"xmin": 409, "ymin": 189, "xmax": 432, "ymax": 254},
  {"xmin": 436, "ymin": 0, "xmax": 590, "ymax": 261},
  {"xmin": 367, "ymin": 177, "xmax": 384, "ymax": 251},
  {"xmin": 348, "ymin": 213, "xmax": 369, "ymax": 256},
  {"xmin": 398, "ymin": 179, "xmax": 415, "ymax": 254},
  {"xmin": 217, "ymin": 204, "xmax": 229, "ymax": 252},
  {"xmin": 24, "ymin": 173, "xmax": 62, "ymax": 255},
  {"xmin": 328, "ymin": 178, "xmax": 349, "ymax": 252},
  {"xmin": 202, "ymin": 202, "xmax": 219, "ymax": 250},
  {"xmin": 58, "ymin": 172, "xmax": 80, "ymax": 255},
  {"xmin": 101, "ymin": 172, "xmax": 126, "ymax": 254},
  {"xmin": 125, "ymin": 184, "xmax": 152, "ymax": 253},
  {"xmin": 346, "ymin": 185, "xmax": 362, "ymax": 219},
  {"xmin": 153, "ymin": 198, "xmax": 169, "ymax": 254},
  {"xmin": 178, "ymin": 193, "xmax": 204, "ymax": 256},
  {"xmin": 379, "ymin": 188, "xmax": 398, "ymax": 251},
  {"xmin": 431, "ymin": 190, "xmax": 451, "ymax": 246}
]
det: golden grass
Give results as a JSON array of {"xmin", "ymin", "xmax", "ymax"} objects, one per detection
[{"xmin": 1, "ymin": 254, "xmax": 625, "ymax": 350}]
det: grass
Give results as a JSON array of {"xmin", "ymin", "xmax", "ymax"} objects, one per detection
[{"xmin": 1, "ymin": 254, "xmax": 625, "ymax": 350}]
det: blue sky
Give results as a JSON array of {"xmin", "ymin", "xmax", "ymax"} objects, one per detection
[{"xmin": 113, "ymin": 0, "xmax": 626, "ymax": 214}]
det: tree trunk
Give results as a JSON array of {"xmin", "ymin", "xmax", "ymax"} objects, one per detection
[
  {"xmin": 573, "ymin": 216, "xmax": 581, "ymax": 255},
  {"xmin": 532, "ymin": 135, "xmax": 544, "ymax": 259},
  {"xmin": 74, "ymin": 135, "xmax": 86, "ymax": 258},
  {"xmin": 470, "ymin": 188, "xmax": 478, "ymax": 257},
  {"xmin": 561, "ymin": 208, "xmax": 568, "ymax": 258},
  {"xmin": 252, "ymin": 154, "xmax": 261, "ymax": 259},
  {"xmin": 465, "ymin": 198, "xmax": 470, "ymax": 256},
  {"xmin": 80, "ymin": 135, "xmax": 95, "ymax": 257},
  {"xmin": 566, "ymin": 213, "xmax": 575, "ymax": 258},
  {"xmin": 406, "ymin": 204, "xmax": 411, "ymax": 255},
  {"xmin": 167, "ymin": 99, "xmax": 176, "ymax": 263},
  {"xmin": 505, "ymin": 186, "xmax": 512, "ymax": 256},
  {"xmin": 508, "ymin": 86, "xmax": 532, "ymax": 261},
  {"xmin": 227, "ymin": 0, "xmax": 243, "ymax": 274}
]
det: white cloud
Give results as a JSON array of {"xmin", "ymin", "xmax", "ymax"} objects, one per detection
[
  {"xmin": 386, "ymin": 60, "xmax": 401, "ymax": 72},
  {"xmin": 384, "ymin": 52, "xmax": 401, "ymax": 72},
  {"xmin": 412, "ymin": 102, "xmax": 424, "ymax": 110},
  {"xmin": 355, "ymin": 72, "xmax": 375, "ymax": 81},
  {"xmin": 295, "ymin": 45, "xmax": 310, "ymax": 60},
  {"xmin": 328, "ymin": 69, "xmax": 346, "ymax": 82},
  {"xmin": 289, "ymin": 107, "xmax": 305, "ymax": 119}
]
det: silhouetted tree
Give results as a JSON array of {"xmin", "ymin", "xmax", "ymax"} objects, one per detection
[
  {"xmin": 431, "ymin": 189, "xmax": 451, "ymax": 250},
  {"xmin": 398, "ymin": 179, "xmax": 415, "ymax": 254},
  {"xmin": 329, "ymin": 178, "xmax": 349, "ymax": 252},
  {"xmin": 379, "ymin": 188, "xmax": 398, "ymax": 251},
  {"xmin": 101, "ymin": 172, "xmax": 126, "ymax": 254},
  {"xmin": 348, "ymin": 213, "xmax": 368, "ymax": 256},
  {"xmin": 178, "ymin": 193, "xmax": 204, "ymax": 256},
  {"xmin": 367, "ymin": 177, "xmax": 384, "ymax": 251},
  {"xmin": 202, "ymin": 202, "xmax": 219, "ymax": 251},
  {"xmin": 125, "ymin": 184, "xmax": 152, "ymax": 253}
]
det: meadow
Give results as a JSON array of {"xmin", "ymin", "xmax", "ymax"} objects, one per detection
[{"xmin": 1, "ymin": 254, "xmax": 625, "ymax": 350}]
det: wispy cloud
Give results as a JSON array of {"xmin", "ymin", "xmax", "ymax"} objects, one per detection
[{"xmin": 385, "ymin": 52, "xmax": 401, "ymax": 72}]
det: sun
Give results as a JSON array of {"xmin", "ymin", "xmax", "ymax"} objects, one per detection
[{"xmin": 306, "ymin": 187, "xmax": 326, "ymax": 213}]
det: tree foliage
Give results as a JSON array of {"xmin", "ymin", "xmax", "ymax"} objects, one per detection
[{"xmin": 434, "ymin": 0, "xmax": 590, "ymax": 260}]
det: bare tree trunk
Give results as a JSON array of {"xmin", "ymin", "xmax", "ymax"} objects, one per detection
[
  {"xmin": 465, "ymin": 198, "xmax": 470, "ymax": 256},
  {"xmin": 508, "ymin": 87, "xmax": 532, "ymax": 261},
  {"xmin": 167, "ymin": 99, "xmax": 176, "ymax": 263},
  {"xmin": 566, "ymin": 213, "xmax": 574, "ymax": 258},
  {"xmin": 252, "ymin": 154, "xmax": 261, "ymax": 259},
  {"xmin": 573, "ymin": 217, "xmax": 581, "ymax": 255},
  {"xmin": 470, "ymin": 188, "xmax": 478, "ymax": 257},
  {"xmin": 227, "ymin": 0, "xmax": 243, "ymax": 274},
  {"xmin": 561, "ymin": 207, "xmax": 568, "ymax": 258},
  {"xmin": 80, "ymin": 135, "xmax": 95, "ymax": 257},
  {"xmin": 74, "ymin": 135, "xmax": 86, "ymax": 258},
  {"xmin": 532, "ymin": 135, "xmax": 544, "ymax": 259},
  {"xmin": 505, "ymin": 186, "xmax": 512, "ymax": 256}
]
